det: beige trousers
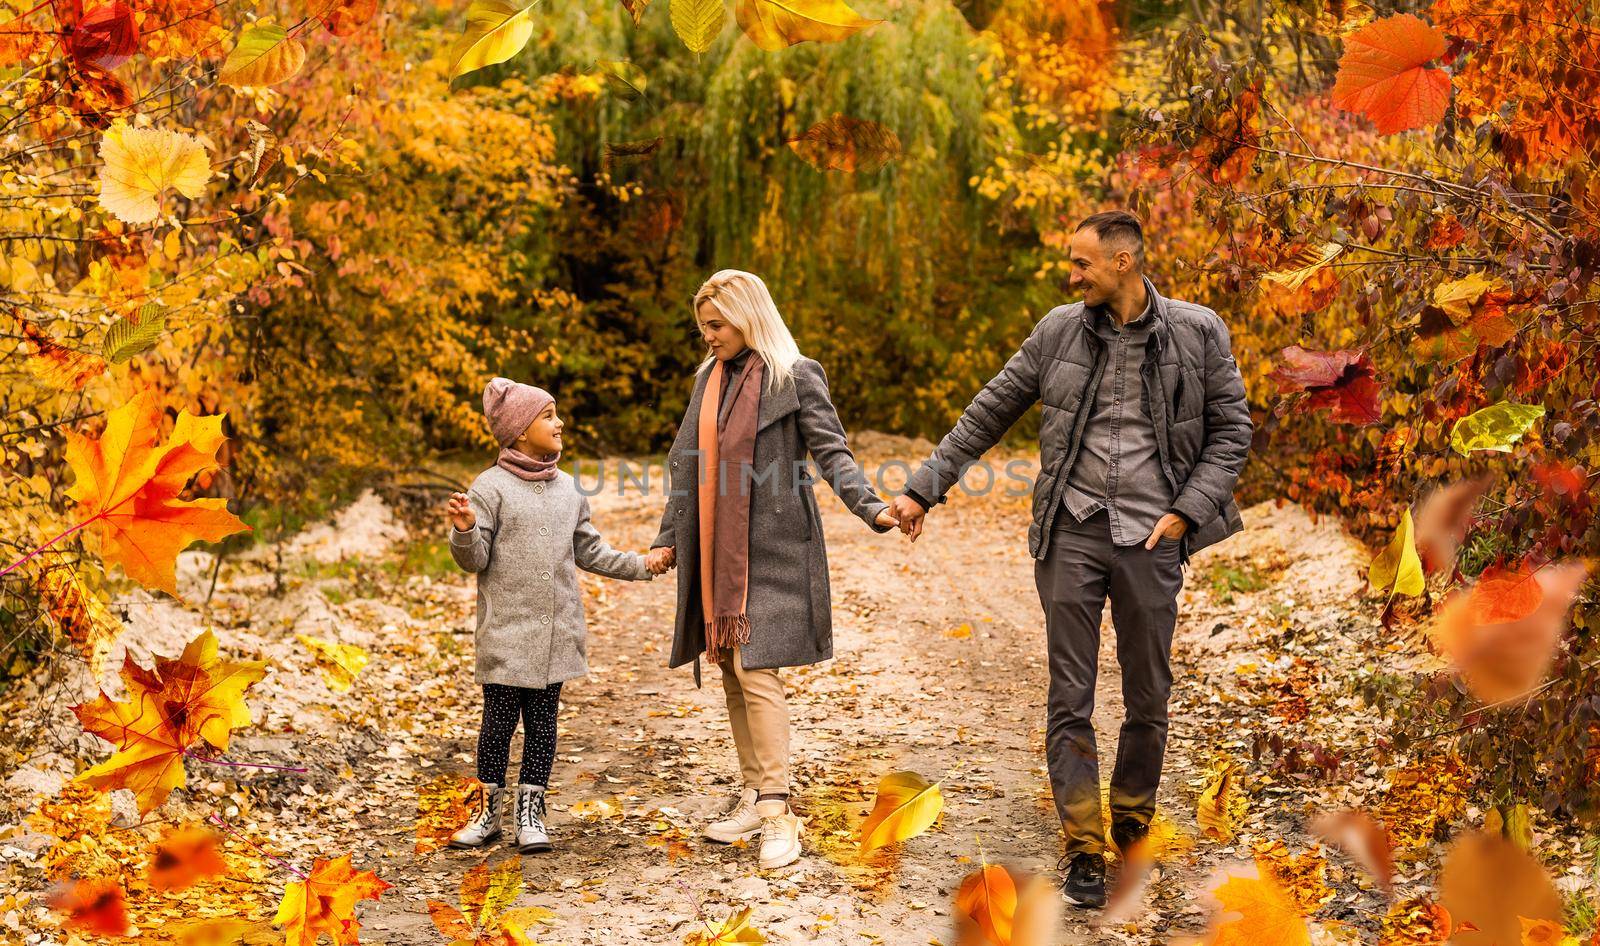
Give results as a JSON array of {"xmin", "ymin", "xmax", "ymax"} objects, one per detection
[{"xmin": 716, "ymin": 646, "xmax": 790, "ymax": 795}]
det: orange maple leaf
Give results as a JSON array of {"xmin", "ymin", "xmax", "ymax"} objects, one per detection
[
  {"xmin": 1207, "ymin": 870, "xmax": 1311, "ymax": 946},
  {"xmin": 1330, "ymin": 13, "xmax": 1452, "ymax": 134},
  {"xmin": 63, "ymin": 388, "xmax": 249, "ymax": 596},
  {"xmin": 149, "ymin": 824, "xmax": 228, "ymax": 891},
  {"xmin": 274, "ymin": 855, "xmax": 391, "ymax": 946},
  {"xmin": 47, "ymin": 877, "xmax": 132, "ymax": 936},
  {"xmin": 71, "ymin": 629, "xmax": 267, "ymax": 813}
]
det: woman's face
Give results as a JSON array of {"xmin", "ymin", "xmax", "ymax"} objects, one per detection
[
  {"xmin": 515, "ymin": 402, "xmax": 563, "ymax": 456},
  {"xmin": 697, "ymin": 301, "xmax": 747, "ymax": 361}
]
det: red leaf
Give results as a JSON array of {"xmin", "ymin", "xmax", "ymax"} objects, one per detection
[
  {"xmin": 1331, "ymin": 14, "xmax": 1452, "ymax": 134},
  {"xmin": 1269, "ymin": 346, "xmax": 1384, "ymax": 425},
  {"xmin": 68, "ymin": 2, "xmax": 137, "ymax": 70},
  {"xmin": 48, "ymin": 878, "xmax": 131, "ymax": 935}
]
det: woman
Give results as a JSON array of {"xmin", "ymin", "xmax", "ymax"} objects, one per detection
[{"xmin": 651, "ymin": 269, "xmax": 898, "ymax": 870}]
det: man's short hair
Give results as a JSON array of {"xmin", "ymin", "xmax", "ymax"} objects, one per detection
[{"xmin": 1075, "ymin": 210, "xmax": 1144, "ymax": 266}]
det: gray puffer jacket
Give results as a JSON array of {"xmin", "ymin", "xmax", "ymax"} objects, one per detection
[{"xmin": 904, "ymin": 279, "xmax": 1252, "ymax": 562}]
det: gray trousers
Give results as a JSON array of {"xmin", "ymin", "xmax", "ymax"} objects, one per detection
[{"xmin": 1034, "ymin": 507, "xmax": 1184, "ymax": 856}]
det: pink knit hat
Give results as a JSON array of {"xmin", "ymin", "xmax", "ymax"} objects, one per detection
[{"xmin": 482, "ymin": 377, "xmax": 554, "ymax": 447}]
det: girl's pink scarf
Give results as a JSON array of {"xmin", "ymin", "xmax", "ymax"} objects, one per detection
[
  {"xmin": 497, "ymin": 447, "xmax": 559, "ymax": 482},
  {"xmin": 696, "ymin": 352, "xmax": 764, "ymax": 664}
]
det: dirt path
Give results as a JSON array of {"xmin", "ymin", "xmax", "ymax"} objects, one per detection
[{"xmin": 2, "ymin": 442, "xmax": 1393, "ymax": 945}]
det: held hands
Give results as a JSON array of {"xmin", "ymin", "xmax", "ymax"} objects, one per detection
[
  {"xmin": 874, "ymin": 508, "xmax": 901, "ymax": 530},
  {"xmin": 447, "ymin": 492, "xmax": 476, "ymax": 532},
  {"xmin": 645, "ymin": 546, "xmax": 676, "ymax": 575},
  {"xmin": 890, "ymin": 494, "xmax": 927, "ymax": 542},
  {"xmin": 1143, "ymin": 512, "xmax": 1188, "ymax": 550}
]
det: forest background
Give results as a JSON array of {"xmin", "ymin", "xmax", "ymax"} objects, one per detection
[{"xmin": 3, "ymin": 0, "xmax": 1600, "ymax": 941}]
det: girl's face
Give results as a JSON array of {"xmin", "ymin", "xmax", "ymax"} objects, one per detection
[
  {"xmin": 697, "ymin": 301, "xmax": 748, "ymax": 361},
  {"xmin": 515, "ymin": 403, "xmax": 563, "ymax": 456}
]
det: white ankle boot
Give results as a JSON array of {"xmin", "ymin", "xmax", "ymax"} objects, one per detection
[
  {"xmin": 448, "ymin": 782, "xmax": 505, "ymax": 848},
  {"xmin": 755, "ymin": 798, "xmax": 802, "ymax": 870},
  {"xmin": 514, "ymin": 785, "xmax": 552, "ymax": 854},
  {"xmin": 704, "ymin": 788, "xmax": 761, "ymax": 843}
]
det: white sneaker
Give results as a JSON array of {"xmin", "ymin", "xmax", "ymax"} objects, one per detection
[
  {"xmin": 755, "ymin": 798, "xmax": 802, "ymax": 870},
  {"xmin": 704, "ymin": 787, "xmax": 761, "ymax": 843}
]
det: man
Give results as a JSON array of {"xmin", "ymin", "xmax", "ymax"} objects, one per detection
[{"xmin": 890, "ymin": 210, "xmax": 1252, "ymax": 907}]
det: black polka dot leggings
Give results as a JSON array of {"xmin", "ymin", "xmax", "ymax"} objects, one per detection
[{"xmin": 476, "ymin": 682, "xmax": 562, "ymax": 788}]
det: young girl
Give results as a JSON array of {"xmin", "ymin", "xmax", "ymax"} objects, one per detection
[
  {"xmin": 446, "ymin": 377, "xmax": 671, "ymax": 853},
  {"xmin": 651, "ymin": 270, "xmax": 899, "ymax": 870}
]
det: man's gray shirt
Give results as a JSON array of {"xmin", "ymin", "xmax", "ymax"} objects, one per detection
[{"xmin": 1059, "ymin": 297, "xmax": 1173, "ymax": 546}]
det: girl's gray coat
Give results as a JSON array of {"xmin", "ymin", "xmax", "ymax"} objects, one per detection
[
  {"xmin": 652, "ymin": 356, "xmax": 891, "ymax": 682},
  {"xmin": 452, "ymin": 467, "xmax": 651, "ymax": 689}
]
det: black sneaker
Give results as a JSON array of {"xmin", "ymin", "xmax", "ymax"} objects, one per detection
[
  {"xmin": 1059, "ymin": 852, "xmax": 1107, "ymax": 908},
  {"xmin": 1111, "ymin": 818, "xmax": 1150, "ymax": 857}
]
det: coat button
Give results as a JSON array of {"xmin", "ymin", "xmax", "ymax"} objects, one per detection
[
  {"xmin": 533, "ymin": 483, "xmax": 543, "ymax": 494},
  {"xmin": 538, "ymin": 526, "xmax": 549, "ymax": 536},
  {"xmin": 540, "ymin": 615, "xmax": 550, "ymax": 625},
  {"xmin": 540, "ymin": 570, "xmax": 552, "ymax": 580}
]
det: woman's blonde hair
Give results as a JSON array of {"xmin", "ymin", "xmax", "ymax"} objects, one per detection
[{"xmin": 692, "ymin": 269, "xmax": 802, "ymax": 392}]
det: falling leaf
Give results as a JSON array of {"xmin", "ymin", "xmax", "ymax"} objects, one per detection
[
  {"xmin": 47, "ymin": 878, "xmax": 132, "ymax": 936},
  {"xmin": 596, "ymin": 59, "xmax": 649, "ymax": 102},
  {"xmin": 787, "ymin": 115, "xmax": 902, "ymax": 173},
  {"xmin": 97, "ymin": 120, "xmax": 213, "ymax": 224},
  {"xmin": 670, "ymin": 0, "xmax": 723, "ymax": 52},
  {"xmin": 64, "ymin": 389, "xmax": 250, "ymax": 596},
  {"xmin": 618, "ymin": 0, "xmax": 649, "ymax": 24},
  {"xmin": 1368, "ymin": 508, "xmax": 1425, "ymax": 600},
  {"xmin": 685, "ymin": 905, "xmax": 766, "ymax": 946},
  {"xmin": 1204, "ymin": 868, "xmax": 1312, "ymax": 946},
  {"xmin": 1429, "ymin": 273, "xmax": 1507, "ymax": 325},
  {"xmin": 415, "ymin": 773, "xmax": 478, "ymax": 854},
  {"xmin": 71, "ymin": 629, "xmax": 267, "ymax": 812},
  {"xmin": 103, "ymin": 302, "xmax": 167, "ymax": 364},
  {"xmin": 734, "ymin": 0, "xmax": 880, "ymax": 51},
  {"xmin": 317, "ymin": 0, "xmax": 379, "ymax": 36},
  {"xmin": 17, "ymin": 314, "xmax": 107, "ymax": 389},
  {"xmin": 37, "ymin": 563, "xmax": 122, "ymax": 683},
  {"xmin": 219, "ymin": 23, "xmax": 307, "ymax": 87},
  {"xmin": 1197, "ymin": 763, "xmax": 1245, "ymax": 841},
  {"xmin": 956, "ymin": 863, "xmax": 1016, "ymax": 946},
  {"xmin": 1261, "ymin": 242, "xmax": 1344, "ymax": 292},
  {"xmin": 149, "ymin": 824, "xmax": 228, "ymax": 891},
  {"xmin": 273, "ymin": 855, "xmax": 391, "ymax": 946},
  {"xmin": 1309, "ymin": 810, "xmax": 1395, "ymax": 896},
  {"xmin": 1438, "ymin": 830, "xmax": 1562, "ymax": 946},
  {"xmin": 858, "ymin": 770, "xmax": 944, "ymax": 853},
  {"xmin": 242, "ymin": 119, "xmax": 280, "ymax": 186},
  {"xmin": 449, "ymin": 0, "xmax": 545, "ymax": 80},
  {"xmin": 1450, "ymin": 402, "xmax": 1544, "ymax": 456},
  {"xmin": 1429, "ymin": 561, "xmax": 1588, "ymax": 704},
  {"xmin": 1414, "ymin": 478, "xmax": 1490, "ymax": 576},
  {"xmin": 1269, "ymin": 346, "xmax": 1382, "ymax": 425},
  {"xmin": 68, "ymin": 2, "xmax": 138, "ymax": 70},
  {"xmin": 1330, "ymin": 13, "xmax": 1452, "ymax": 134},
  {"xmin": 297, "ymin": 634, "xmax": 369, "ymax": 691},
  {"xmin": 604, "ymin": 138, "xmax": 664, "ymax": 166}
]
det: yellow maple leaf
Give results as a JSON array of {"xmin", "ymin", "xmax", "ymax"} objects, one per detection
[
  {"xmin": 858, "ymin": 770, "xmax": 944, "ymax": 854},
  {"xmin": 97, "ymin": 121, "xmax": 212, "ymax": 224},
  {"xmin": 1207, "ymin": 870, "xmax": 1312, "ymax": 946},
  {"xmin": 64, "ymin": 388, "xmax": 249, "ymax": 596}
]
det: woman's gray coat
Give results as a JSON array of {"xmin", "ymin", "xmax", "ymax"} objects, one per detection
[
  {"xmin": 652, "ymin": 356, "xmax": 891, "ymax": 682},
  {"xmin": 452, "ymin": 467, "xmax": 652, "ymax": 689}
]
